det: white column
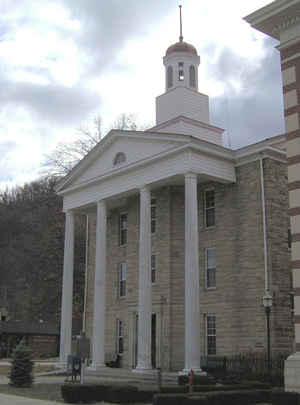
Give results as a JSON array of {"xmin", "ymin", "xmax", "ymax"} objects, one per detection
[
  {"xmin": 135, "ymin": 186, "xmax": 152, "ymax": 371},
  {"xmin": 60, "ymin": 210, "xmax": 75, "ymax": 363},
  {"xmin": 184, "ymin": 172, "xmax": 202, "ymax": 372},
  {"xmin": 91, "ymin": 200, "xmax": 107, "ymax": 369}
]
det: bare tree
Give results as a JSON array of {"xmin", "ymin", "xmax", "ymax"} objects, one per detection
[
  {"xmin": 43, "ymin": 115, "xmax": 103, "ymax": 177},
  {"xmin": 43, "ymin": 113, "xmax": 149, "ymax": 177}
]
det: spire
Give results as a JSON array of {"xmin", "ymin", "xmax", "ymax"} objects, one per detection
[{"xmin": 179, "ymin": 5, "xmax": 183, "ymax": 42}]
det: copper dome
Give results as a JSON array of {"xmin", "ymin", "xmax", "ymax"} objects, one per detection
[{"xmin": 166, "ymin": 41, "xmax": 198, "ymax": 56}]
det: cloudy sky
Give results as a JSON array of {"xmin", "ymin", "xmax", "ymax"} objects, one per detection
[{"xmin": 0, "ymin": 0, "xmax": 284, "ymax": 190}]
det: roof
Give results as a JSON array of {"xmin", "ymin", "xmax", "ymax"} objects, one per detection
[
  {"xmin": 0, "ymin": 321, "xmax": 59, "ymax": 336},
  {"xmin": 166, "ymin": 40, "xmax": 198, "ymax": 56}
]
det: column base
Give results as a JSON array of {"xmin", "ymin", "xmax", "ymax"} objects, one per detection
[
  {"xmin": 285, "ymin": 352, "xmax": 300, "ymax": 392},
  {"xmin": 87, "ymin": 363, "xmax": 106, "ymax": 371},
  {"xmin": 132, "ymin": 367, "xmax": 155, "ymax": 374},
  {"xmin": 179, "ymin": 369, "xmax": 207, "ymax": 376},
  {"xmin": 57, "ymin": 362, "xmax": 67, "ymax": 370}
]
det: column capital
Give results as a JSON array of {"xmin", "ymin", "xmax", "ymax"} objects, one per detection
[
  {"xmin": 139, "ymin": 185, "xmax": 150, "ymax": 194},
  {"xmin": 184, "ymin": 172, "xmax": 198, "ymax": 180},
  {"xmin": 96, "ymin": 199, "xmax": 106, "ymax": 208}
]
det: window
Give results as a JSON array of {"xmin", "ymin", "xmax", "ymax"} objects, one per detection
[
  {"xmin": 151, "ymin": 198, "xmax": 156, "ymax": 233},
  {"xmin": 206, "ymin": 248, "xmax": 216, "ymax": 289},
  {"xmin": 178, "ymin": 62, "xmax": 184, "ymax": 81},
  {"xmin": 119, "ymin": 213, "xmax": 127, "ymax": 245},
  {"xmin": 114, "ymin": 152, "xmax": 126, "ymax": 166},
  {"xmin": 205, "ymin": 189, "xmax": 215, "ymax": 227},
  {"xmin": 151, "ymin": 254, "xmax": 156, "ymax": 283},
  {"xmin": 288, "ymin": 228, "xmax": 292, "ymax": 249},
  {"xmin": 117, "ymin": 319, "xmax": 124, "ymax": 354},
  {"xmin": 206, "ymin": 314, "xmax": 216, "ymax": 355},
  {"xmin": 119, "ymin": 263, "xmax": 126, "ymax": 297},
  {"xmin": 167, "ymin": 66, "xmax": 173, "ymax": 89},
  {"xmin": 189, "ymin": 65, "xmax": 196, "ymax": 87}
]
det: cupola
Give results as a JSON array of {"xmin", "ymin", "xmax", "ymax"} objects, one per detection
[{"xmin": 163, "ymin": 5, "xmax": 200, "ymax": 92}]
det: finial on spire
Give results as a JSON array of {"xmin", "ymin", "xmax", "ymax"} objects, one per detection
[{"xmin": 179, "ymin": 5, "xmax": 183, "ymax": 42}]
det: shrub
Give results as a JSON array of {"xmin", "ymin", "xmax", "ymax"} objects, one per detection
[
  {"xmin": 154, "ymin": 387, "xmax": 300, "ymax": 405},
  {"xmin": 106, "ymin": 385, "xmax": 138, "ymax": 403},
  {"xmin": 270, "ymin": 389, "xmax": 300, "ymax": 405},
  {"xmin": 61, "ymin": 384, "xmax": 150, "ymax": 404},
  {"xmin": 178, "ymin": 374, "xmax": 215, "ymax": 386},
  {"xmin": 9, "ymin": 339, "xmax": 34, "ymax": 388},
  {"xmin": 153, "ymin": 393, "xmax": 189, "ymax": 405},
  {"xmin": 61, "ymin": 384, "xmax": 97, "ymax": 403},
  {"xmin": 160, "ymin": 386, "xmax": 189, "ymax": 393}
]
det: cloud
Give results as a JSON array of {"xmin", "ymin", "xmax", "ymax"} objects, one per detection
[
  {"xmin": 208, "ymin": 37, "xmax": 284, "ymax": 148},
  {"xmin": 0, "ymin": 80, "xmax": 101, "ymax": 126},
  {"xmin": 58, "ymin": 0, "xmax": 179, "ymax": 76},
  {"xmin": 0, "ymin": 141, "xmax": 17, "ymax": 182}
]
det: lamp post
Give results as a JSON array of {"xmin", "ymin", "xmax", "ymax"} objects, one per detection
[{"xmin": 263, "ymin": 291, "xmax": 273, "ymax": 374}]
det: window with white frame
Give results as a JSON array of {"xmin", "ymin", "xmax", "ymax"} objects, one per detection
[
  {"xmin": 119, "ymin": 213, "xmax": 127, "ymax": 246},
  {"xmin": 151, "ymin": 198, "xmax": 156, "ymax": 234},
  {"xmin": 117, "ymin": 319, "xmax": 124, "ymax": 354},
  {"xmin": 206, "ymin": 314, "xmax": 216, "ymax": 355},
  {"xmin": 119, "ymin": 263, "xmax": 126, "ymax": 297},
  {"xmin": 167, "ymin": 66, "xmax": 173, "ymax": 89},
  {"xmin": 205, "ymin": 189, "xmax": 215, "ymax": 227},
  {"xmin": 189, "ymin": 65, "xmax": 196, "ymax": 87},
  {"xmin": 151, "ymin": 254, "xmax": 156, "ymax": 283},
  {"xmin": 205, "ymin": 248, "xmax": 216, "ymax": 289}
]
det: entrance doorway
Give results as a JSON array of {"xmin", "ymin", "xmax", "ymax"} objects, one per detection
[
  {"xmin": 151, "ymin": 313, "xmax": 156, "ymax": 368},
  {"xmin": 133, "ymin": 313, "xmax": 157, "ymax": 368}
]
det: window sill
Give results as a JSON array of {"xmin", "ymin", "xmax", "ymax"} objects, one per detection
[
  {"xmin": 204, "ymin": 226, "xmax": 216, "ymax": 231},
  {"xmin": 205, "ymin": 287, "xmax": 216, "ymax": 291}
]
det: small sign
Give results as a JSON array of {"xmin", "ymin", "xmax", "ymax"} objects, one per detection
[{"xmin": 76, "ymin": 332, "xmax": 90, "ymax": 360}]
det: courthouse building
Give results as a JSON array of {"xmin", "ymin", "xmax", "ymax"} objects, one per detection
[{"xmin": 57, "ymin": 16, "xmax": 293, "ymax": 372}]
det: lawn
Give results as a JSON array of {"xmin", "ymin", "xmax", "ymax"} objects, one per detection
[{"xmin": 0, "ymin": 383, "xmax": 63, "ymax": 402}]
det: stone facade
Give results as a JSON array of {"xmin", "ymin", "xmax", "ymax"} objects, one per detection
[{"xmin": 85, "ymin": 157, "xmax": 293, "ymax": 371}]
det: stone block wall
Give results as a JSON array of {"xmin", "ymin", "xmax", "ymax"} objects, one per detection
[{"xmin": 85, "ymin": 157, "xmax": 293, "ymax": 371}]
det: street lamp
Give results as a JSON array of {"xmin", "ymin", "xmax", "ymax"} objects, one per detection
[{"xmin": 263, "ymin": 290, "xmax": 273, "ymax": 374}]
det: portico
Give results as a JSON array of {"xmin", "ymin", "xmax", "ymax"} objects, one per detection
[{"xmin": 58, "ymin": 149, "xmax": 235, "ymax": 370}]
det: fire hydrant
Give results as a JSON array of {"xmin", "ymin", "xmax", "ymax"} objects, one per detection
[{"xmin": 188, "ymin": 369, "xmax": 194, "ymax": 393}]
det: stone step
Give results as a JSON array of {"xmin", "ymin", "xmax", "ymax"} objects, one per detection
[{"xmin": 85, "ymin": 368, "xmax": 178, "ymax": 385}]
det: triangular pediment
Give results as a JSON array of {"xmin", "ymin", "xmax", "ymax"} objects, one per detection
[{"xmin": 57, "ymin": 130, "xmax": 189, "ymax": 192}]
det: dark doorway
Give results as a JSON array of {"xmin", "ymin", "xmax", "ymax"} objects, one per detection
[{"xmin": 151, "ymin": 313, "xmax": 156, "ymax": 368}]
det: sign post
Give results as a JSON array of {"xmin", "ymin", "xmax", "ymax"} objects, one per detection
[{"xmin": 76, "ymin": 331, "xmax": 90, "ymax": 385}]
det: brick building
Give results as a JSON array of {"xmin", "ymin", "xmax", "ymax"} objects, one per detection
[
  {"xmin": 245, "ymin": 0, "xmax": 300, "ymax": 392},
  {"xmin": 57, "ymin": 10, "xmax": 294, "ymax": 372}
]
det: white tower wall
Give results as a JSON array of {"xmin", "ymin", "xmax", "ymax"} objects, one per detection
[{"xmin": 156, "ymin": 87, "xmax": 209, "ymax": 125}]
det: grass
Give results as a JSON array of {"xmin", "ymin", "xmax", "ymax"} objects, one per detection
[{"xmin": 0, "ymin": 383, "xmax": 63, "ymax": 402}]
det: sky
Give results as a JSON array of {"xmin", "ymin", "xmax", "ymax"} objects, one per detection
[{"xmin": 0, "ymin": 0, "xmax": 284, "ymax": 190}]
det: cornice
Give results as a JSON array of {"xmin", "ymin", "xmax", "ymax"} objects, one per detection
[
  {"xmin": 273, "ymin": 15, "xmax": 300, "ymax": 39},
  {"xmin": 235, "ymin": 147, "xmax": 287, "ymax": 167},
  {"xmin": 149, "ymin": 114, "xmax": 224, "ymax": 134},
  {"xmin": 244, "ymin": 0, "xmax": 300, "ymax": 40}
]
